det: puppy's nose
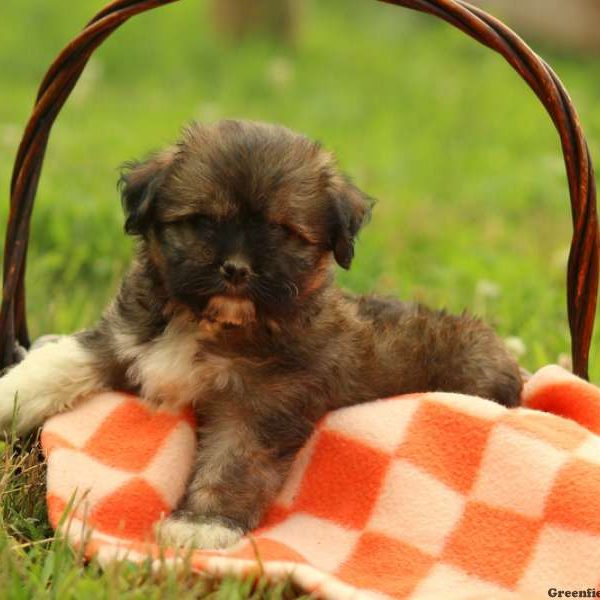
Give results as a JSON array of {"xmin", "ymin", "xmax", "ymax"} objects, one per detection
[{"xmin": 220, "ymin": 260, "xmax": 251, "ymax": 285}]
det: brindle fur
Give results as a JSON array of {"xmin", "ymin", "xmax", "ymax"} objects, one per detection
[{"xmin": 78, "ymin": 120, "xmax": 522, "ymax": 534}]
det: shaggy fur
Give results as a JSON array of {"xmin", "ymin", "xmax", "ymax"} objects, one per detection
[{"xmin": 0, "ymin": 120, "xmax": 522, "ymax": 549}]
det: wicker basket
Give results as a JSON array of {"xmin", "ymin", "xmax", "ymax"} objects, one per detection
[{"xmin": 1, "ymin": 0, "xmax": 598, "ymax": 379}]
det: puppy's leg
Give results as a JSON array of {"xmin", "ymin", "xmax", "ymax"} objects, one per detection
[
  {"xmin": 420, "ymin": 309, "xmax": 523, "ymax": 406},
  {"xmin": 361, "ymin": 299, "xmax": 523, "ymax": 407},
  {"xmin": 156, "ymin": 410, "xmax": 312, "ymax": 549},
  {"xmin": 0, "ymin": 335, "xmax": 106, "ymax": 436}
]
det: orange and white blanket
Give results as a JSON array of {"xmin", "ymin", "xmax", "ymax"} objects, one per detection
[{"xmin": 42, "ymin": 365, "xmax": 600, "ymax": 599}]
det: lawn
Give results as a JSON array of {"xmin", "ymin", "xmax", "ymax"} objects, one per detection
[{"xmin": 0, "ymin": 0, "xmax": 599, "ymax": 596}]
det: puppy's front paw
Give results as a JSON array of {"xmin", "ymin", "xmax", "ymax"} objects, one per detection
[{"xmin": 154, "ymin": 514, "xmax": 243, "ymax": 550}]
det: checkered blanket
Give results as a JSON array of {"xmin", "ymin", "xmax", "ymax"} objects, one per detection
[{"xmin": 42, "ymin": 365, "xmax": 600, "ymax": 599}]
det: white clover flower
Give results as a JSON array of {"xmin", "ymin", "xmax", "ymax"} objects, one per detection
[
  {"xmin": 0, "ymin": 123, "xmax": 20, "ymax": 149},
  {"xmin": 557, "ymin": 353, "xmax": 573, "ymax": 372},
  {"xmin": 475, "ymin": 279, "xmax": 501, "ymax": 300},
  {"xmin": 504, "ymin": 336, "xmax": 526, "ymax": 359},
  {"xmin": 266, "ymin": 56, "xmax": 294, "ymax": 90}
]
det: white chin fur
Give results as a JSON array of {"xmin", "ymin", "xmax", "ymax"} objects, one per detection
[{"xmin": 202, "ymin": 296, "xmax": 256, "ymax": 326}]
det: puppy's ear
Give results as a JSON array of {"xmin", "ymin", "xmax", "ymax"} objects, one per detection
[
  {"xmin": 328, "ymin": 175, "xmax": 374, "ymax": 269},
  {"xmin": 119, "ymin": 148, "xmax": 177, "ymax": 235}
]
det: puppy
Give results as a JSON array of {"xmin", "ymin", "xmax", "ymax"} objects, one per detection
[{"xmin": 0, "ymin": 120, "xmax": 522, "ymax": 549}]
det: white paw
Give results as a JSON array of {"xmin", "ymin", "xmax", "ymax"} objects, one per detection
[
  {"xmin": 0, "ymin": 336, "xmax": 102, "ymax": 435},
  {"xmin": 154, "ymin": 516, "xmax": 243, "ymax": 550}
]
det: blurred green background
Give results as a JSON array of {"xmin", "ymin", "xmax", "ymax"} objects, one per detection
[{"xmin": 1, "ymin": 0, "xmax": 599, "ymax": 379}]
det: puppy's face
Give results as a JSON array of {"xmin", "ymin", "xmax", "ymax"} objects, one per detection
[{"xmin": 120, "ymin": 121, "xmax": 372, "ymax": 325}]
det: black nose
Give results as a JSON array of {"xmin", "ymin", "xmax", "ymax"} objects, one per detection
[{"xmin": 220, "ymin": 260, "xmax": 251, "ymax": 285}]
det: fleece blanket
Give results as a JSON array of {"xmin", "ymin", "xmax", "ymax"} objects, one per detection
[{"xmin": 42, "ymin": 365, "xmax": 600, "ymax": 599}]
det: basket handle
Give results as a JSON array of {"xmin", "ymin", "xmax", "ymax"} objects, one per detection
[{"xmin": 1, "ymin": 0, "xmax": 598, "ymax": 378}]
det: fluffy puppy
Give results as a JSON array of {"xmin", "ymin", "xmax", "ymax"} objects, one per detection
[{"xmin": 0, "ymin": 120, "xmax": 522, "ymax": 549}]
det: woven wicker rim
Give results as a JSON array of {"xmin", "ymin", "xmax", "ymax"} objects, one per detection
[{"xmin": 1, "ymin": 0, "xmax": 598, "ymax": 378}]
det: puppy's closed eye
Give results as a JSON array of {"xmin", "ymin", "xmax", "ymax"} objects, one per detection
[
  {"xmin": 269, "ymin": 222, "xmax": 311, "ymax": 245},
  {"xmin": 189, "ymin": 214, "xmax": 218, "ymax": 230}
]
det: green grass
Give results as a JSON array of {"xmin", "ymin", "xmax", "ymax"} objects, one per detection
[{"xmin": 1, "ymin": 0, "xmax": 599, "ymax": 595}]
